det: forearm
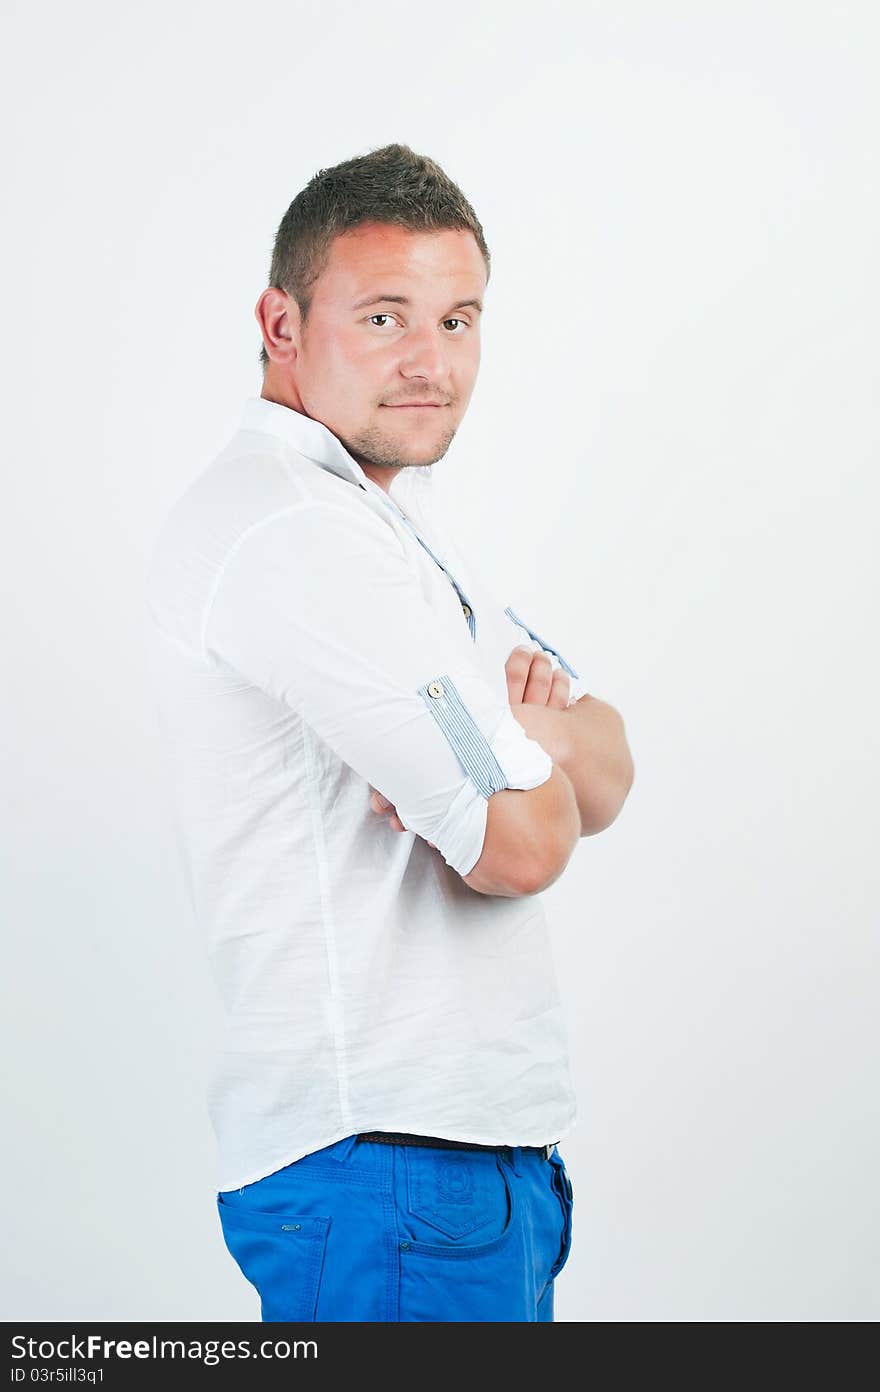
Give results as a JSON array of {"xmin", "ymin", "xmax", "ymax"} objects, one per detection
[{"xmin": 509, "ymin": 695, "xmax": 634, "ymax": 835}]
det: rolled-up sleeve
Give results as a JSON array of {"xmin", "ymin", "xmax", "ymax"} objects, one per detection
[{"xmin": 202, "ymin": 501, "xmax": 553, "ymax": 877}]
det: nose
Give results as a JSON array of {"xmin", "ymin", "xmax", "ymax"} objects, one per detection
[{"xmin": 397, "ymin": 324, "xmax": 450, "ymax": 384}]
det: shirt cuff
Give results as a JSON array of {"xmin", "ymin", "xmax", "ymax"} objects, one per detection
[{"xmin": 410, "ymin": 701, "xmax": 553, "ymax": 878}]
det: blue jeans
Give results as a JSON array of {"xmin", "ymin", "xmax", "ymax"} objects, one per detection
[{"xmin": 217, "ymin": 1134, "xmax": 574, "ymax": 1321}]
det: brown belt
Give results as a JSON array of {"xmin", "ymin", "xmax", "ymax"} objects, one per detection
[{"xmin": 357, "ymin": 1130, "xmax": 556, "ymax": 1160}]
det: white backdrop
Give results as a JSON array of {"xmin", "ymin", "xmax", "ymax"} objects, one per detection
[{"xmin": 2, "ymin": 0, "xmax": 877, "ymax": 1322}]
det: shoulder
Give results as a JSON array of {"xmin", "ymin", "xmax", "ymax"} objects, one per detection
[{"xmin": 145, "ymin": 431, "xmax": 390, "ymax": 652}]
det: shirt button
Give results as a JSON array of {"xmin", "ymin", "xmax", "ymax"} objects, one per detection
[
  {"xmin": 427, "ymin": 680, "xmax": 445, "ymax": 698},
  {"xmin": 461, "ymin": 604, "xmax": 471, "ymax": 618}
]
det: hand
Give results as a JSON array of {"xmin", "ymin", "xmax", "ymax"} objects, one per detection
[
  {"xmin": 369, "ymin": 786, "xmax": 437, "ymax": 849},
  {"xmin": 370, "ymin": 646, "xmax": 571, "ymax": 847},
  {"xmin": 505, "ymin": 645, "xmax": 571, "ymax": 709},
  {"xmin": 369, "ymin": 786, "xmax": 405, "ymax": 832}
]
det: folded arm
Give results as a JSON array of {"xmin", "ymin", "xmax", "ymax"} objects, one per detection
[
  {"xmin": 372, "ymin": 639, "xmax": 633, "ymax": 886},
  {"xmin": 204, "ymin": 498, "xmax": 578, "ymax": 897},
  {"xmin": 509, "ymin": 691, "xmax": 634, "ymax": 836}
]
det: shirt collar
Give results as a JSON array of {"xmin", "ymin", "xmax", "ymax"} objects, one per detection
[
  {"xmin": 238, "ymin": 395, "xmax": 372, "ymax": 490},
  {"xmin": 238, "ymin": 395, "xmax": 433, "ymax": 505}
]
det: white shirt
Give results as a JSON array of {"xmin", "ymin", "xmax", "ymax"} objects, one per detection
[{"xmin": 144, "ymin": 395, "xmax": 585, "ymax": 1191}]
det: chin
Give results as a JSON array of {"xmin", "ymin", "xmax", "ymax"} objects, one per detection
[{"xmin": 400, "ymin": 427, "xmax": 450, "ymax": 455}]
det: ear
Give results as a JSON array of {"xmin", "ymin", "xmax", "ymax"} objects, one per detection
[{"xmin": 255, "ymin": 286, "xmax": 300, "ymax": 366}]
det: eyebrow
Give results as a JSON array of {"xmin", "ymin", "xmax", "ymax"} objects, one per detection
[{"xmin": 351, "ymin": 293, "xmax": 483, "ymax": 314}]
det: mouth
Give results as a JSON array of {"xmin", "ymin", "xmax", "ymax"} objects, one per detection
[{"xmin": 381, "ymin": 403, "xmax": 447, "ymax": 409}]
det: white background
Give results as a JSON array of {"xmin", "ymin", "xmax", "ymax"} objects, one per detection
[{"xmin": 2, "ymin": 0, "xmax": 878, "ymax": 1321}]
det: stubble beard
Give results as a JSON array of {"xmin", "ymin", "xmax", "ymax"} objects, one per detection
[{"xmin": 343, "ymin": 417, "xmax": 458, "ymax": 472}]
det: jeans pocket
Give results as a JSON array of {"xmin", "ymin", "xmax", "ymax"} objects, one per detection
[
  {"xmin": 547, "ymin": 1151, "xmax": 574, "ymax": 1281},
  {"xmin": 216, "ymin": 1195, "xmax": 330, "ymax": 1322},
  {"xmin": 401, "ymin": 1150, "xmax": 517, "ymax": 1256}
]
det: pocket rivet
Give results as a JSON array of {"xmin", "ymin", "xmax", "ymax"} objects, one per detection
[
  {"xmin": 399, "ymin": 1240, "xmax": 410, "ymax": 1250},
  {"xmin": 281, "ymin": 1223, "xmax": 302, "ymax": 1231}
]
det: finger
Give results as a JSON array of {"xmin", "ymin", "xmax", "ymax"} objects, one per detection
[
  {"xmin": 547, "ymin": 667, "xmax": 572, "ymax": 709},
  {"xmin": 521, "ymin": 651, "xmax": 555, "ymax": 705},
  {"xmin": 504, "ymin": 645, "xmax": 534, "ymax": 705},
  {"xmin": 389, "ymin": 812, "xmax": 406, "ymax": 832}
]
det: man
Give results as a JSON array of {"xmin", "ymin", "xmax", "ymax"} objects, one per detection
[{"xmin": 145, "ymin": 142, "xmax": 633, "ymax": 1323}]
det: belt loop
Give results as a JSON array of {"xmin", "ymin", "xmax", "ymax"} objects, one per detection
[
  {"xmin": 327, "ymin": 1133, "xmax": 360, "ymax": 1163},
  {"xmin": 508, "ymin": 1145, "xmax": 522, "ymax": 1179}
]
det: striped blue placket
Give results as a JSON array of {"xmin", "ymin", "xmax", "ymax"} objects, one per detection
[{"xmin": 374, "ymin": 494, "xmax": 477, "ymax": 641}]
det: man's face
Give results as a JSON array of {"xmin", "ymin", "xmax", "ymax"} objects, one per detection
[{"xmin": 265, "ymin": 222, "xmax": 486, "ymax": 485}]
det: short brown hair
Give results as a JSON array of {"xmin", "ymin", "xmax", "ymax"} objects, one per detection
[{"xmin": 257, "ymin": 142, "xmax": 491, "ymax": 371}]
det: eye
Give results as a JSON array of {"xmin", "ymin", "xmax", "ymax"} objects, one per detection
[{"xmin": 366, "ymin": 314, "xmax": 470, "ymax": 333}]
